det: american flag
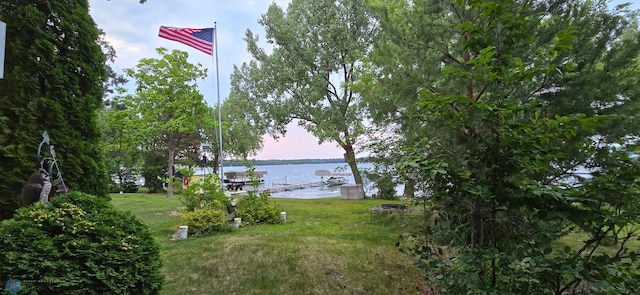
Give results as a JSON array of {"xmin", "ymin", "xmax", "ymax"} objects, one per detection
[{"xmin": 158, "ymin": 26, "xmax": 213, "ymax": 55}]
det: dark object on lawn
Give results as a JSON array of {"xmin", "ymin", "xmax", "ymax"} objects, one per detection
[
  {"xmin": 370, "ymin": 203, "xmax": 415, "ymax": 213},
  {"xmin": 381, "ymin": 204, "xmax": 406, "ymax": 210}
]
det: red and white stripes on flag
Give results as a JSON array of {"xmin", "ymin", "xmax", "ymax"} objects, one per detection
[{"xmin": 158, "ymin": 26, "xmax": 214, "ymax": 55}]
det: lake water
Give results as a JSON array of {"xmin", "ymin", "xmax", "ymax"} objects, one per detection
[{"xmin": 222, "ymin": 162, "xmax": 377, "ymax": 199}]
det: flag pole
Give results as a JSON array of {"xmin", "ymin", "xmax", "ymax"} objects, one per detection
[{"xmin": 213, "ymin": 22, "xmax": 224, "ymax": 188}]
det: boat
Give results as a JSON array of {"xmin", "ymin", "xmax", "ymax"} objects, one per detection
[
  {"xmin": 325, "ymin": 176, "xmax": 348, "ymax": 186},
  {"xmin": 314, "ymin": 169, "xmax": 351, "ymax": 186}
]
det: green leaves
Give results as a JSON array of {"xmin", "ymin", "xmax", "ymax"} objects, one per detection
[
  {"xmin": 127, "ymin": 48, "xmax": 209, "ymax": 135},
  {"xmin": 0, "ymin": 192, "xmax": 164, "ymax": 294},
  {"xmin": 235, "ymin": 0, "xmax": 374, "ymax": 184},
  {"xmin": 126, "ymin": 48, "xmax": 211, "ymax": 197},
  {"xmin": 0, "ymin": 0, "xmax": 110, "ymax": 206},
  {"xmin": 373, "ymin": 0, "xmax": 640, "ymax": 294},
  {"xmin": 180, "ymin": 174, "xmax": 229, "ymax": 212},
  {"xmin": 552, "ymin": 26, "xmax": 578, "ymax": 52}
]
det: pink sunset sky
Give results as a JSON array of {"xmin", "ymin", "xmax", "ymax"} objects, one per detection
[{"xmin": 254, "ymin": 122, "xmax": 345, "ymax": 160}]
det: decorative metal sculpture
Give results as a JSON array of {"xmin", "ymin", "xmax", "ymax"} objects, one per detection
[{"xmin": 21, "ymin": 131, "xmax": 68, "ymax": 206}]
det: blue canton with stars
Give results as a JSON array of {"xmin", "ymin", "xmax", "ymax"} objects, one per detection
[{"xmin": 191, "ymin": 28, "xmax": 213, "ymax": 42}]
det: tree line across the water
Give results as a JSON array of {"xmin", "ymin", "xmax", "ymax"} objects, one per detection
[{"xmin": 223, "ymin": 157, "xmax": 370, "ymax": 167}]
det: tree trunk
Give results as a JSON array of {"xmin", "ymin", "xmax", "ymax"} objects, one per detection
[
  {"xmin": 167, "ymin": 147, "xmax": 175, "ymax": 198},
  {"xmin": 212, "ymin": 153, "xmax": 220, "ymax": 177},
  {"xmin": 343, "ymin": 144, "xmax": 362, "ymax": 185},
  {"xmin": 117, "ymin": 129, "xmax": 124, "ymax": 193},
  {"xmin": 403, "ymin": 178, "xmax": 416, "ymax": 198},
  {"xmin": 470, "ymin": 199, "xmax": 483, "ymax": 248}
]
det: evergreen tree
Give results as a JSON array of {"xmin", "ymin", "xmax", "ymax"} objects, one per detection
[{"xmin": 0, "ymin": 0, "xmax": 109, "ymax": 219}]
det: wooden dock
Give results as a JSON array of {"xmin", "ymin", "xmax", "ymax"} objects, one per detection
[{"xmin": 265, "ymin": 181, "xmax": 325, "ymax": 193}]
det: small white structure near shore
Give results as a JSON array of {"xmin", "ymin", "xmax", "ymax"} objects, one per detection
[{"xmin": 340, "ymin": 184, "xmax": 364, "ymax": 200}]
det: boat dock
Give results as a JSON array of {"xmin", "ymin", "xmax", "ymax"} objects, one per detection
[
  {"xmin": 265, "ymin": 181, "xmax": 325, "ymax": 193},
  {"xmin": 224, "ymin": 170, "xmax": 267, "ymax": 191}
]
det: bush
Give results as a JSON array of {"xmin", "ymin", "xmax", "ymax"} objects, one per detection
[
  {"xmin": 362, "ymin": 165, "xmax": 398, "ymax": 200},
  {"xmin": 181, "ymin": 206, "xmax": 229, "ymax": 236},
  {"xmin": 122, "ymin": 181, "xmax": 139, "ymax": 193},
  {"xmin": 374, "ymin": 174, "xmax": 398, "ymax": 200},
  {"xmin": 109, "ymin": 181, "xmax": 139, "ymax": 193},
  {"xmin": 180, "ymin": 174, "xmax": 230, "ymax": 213},
  {"xmin": 234, "ymin": 191, "xmax": 282, "ymax": 225},
  {"xmin": 141, "ymin": 152, "xmax": 166, "ymax": 193},
  {"xmin": 0, "ymin": 192, "xmax": 164, "ymax": 295}
]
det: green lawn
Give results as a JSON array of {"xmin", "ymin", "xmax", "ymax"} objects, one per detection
[{"xmin": 109, "ymin": 192, "xmax": 426, "ymax": 295}]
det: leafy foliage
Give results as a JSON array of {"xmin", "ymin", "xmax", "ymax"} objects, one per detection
[
  {"xmin": 232, "ymin": 166, "xmax": 282, "ymax": 225},
  {"xmin": 109, "ymin": 181, "xmax": 139, "ymax": 193},
  {"xmin": 181, "ymin": 206, "xmax": 229, "ymax": 236},
  {"xmin": 235, "ymin": 0, "xmax": 377, "ymax": 185},
  {"xmin": 0, "ymin": 0, "xmax": 110, "ymax": 220},
  {"xmin": 141, "ymin": 150, "xmax": 166, "ymax": 193},
  {"xmin": 362, "ymin": 161, "xmax": 398, "ymax": 200},
  {"xmin": 180, "ymin": 174, "xmax": 231, "ymax": 212},
  {"xmin": 234, "ymin": 191, "xmax": 282, "ymax": 225},
  {"xmin": 367, "ymin": 0, "xmax": 640, "ymax": 293},
  {"xmin": 98, "ymin": 92, "xmax": 142, "ymax": 192},
  {"xmin": 218, "ymin": 89, "xmax": 269, "ymax": 162},
  {"xmin": 179, "ymin": 174, "xmax": 233, "ymax": 235},
  {"xmin": 126, "ymin": 48, "xmax": 211, "ymax": 198},
  {"xmin": 180, "ymin": 166, "xmax": 282, "ymax": 230},
  {"xmin": 0, "ymin": 192, "xmax": 164, "ymax": 294}
]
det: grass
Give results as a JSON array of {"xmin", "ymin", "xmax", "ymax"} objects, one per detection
[
  {"xmin": 555, "ymin": 226, "xmax": 640, "ymax": 258},
  {"xmin": 109, "ymin": 192, "xmax": 426, "ymax": 295}
]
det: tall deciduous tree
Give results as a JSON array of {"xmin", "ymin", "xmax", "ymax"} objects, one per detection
[
  {"xmin": 234, "ymin": 0, "xmax": 377, "ymax": 184},
  {"xmin": 223, "ymin": 83, "xmax": 270, "ymax": 159},
  {"xmin": 199, "ymin": 88, "xmax": 267, "ymax": 175},
  {"xmin": 368, "ymin": 0, "xmax": 640, "ymax": 293},
  {"xmin": 126, "ymin": 48, "xmax": 210, "ymax": 198},
  {"xmin": 98, "ymin": 91, "xmax": 141, "ymax": 191},
  {"xmin": 0, "ymin": 0, "xmax": 109, "ymax": 219}
]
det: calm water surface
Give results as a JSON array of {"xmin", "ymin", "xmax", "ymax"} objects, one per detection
[{"xmin": 223, "ymin": 162, "xmax": 375, "ymax": 199}]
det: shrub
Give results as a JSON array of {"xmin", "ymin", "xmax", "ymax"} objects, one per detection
[
  {"xmin": 109, "ymin": 181, "xmax": 139, "ymax": 193},
  {"xmin": 181, "ymin": 206, "xmax": 229, "ymax": 236},
  {"xmin": 234, "ymin": 191, "xmax": 282, "ymax": 225},
  {"xmin": 374, "ymin": 174, "xmax": 398, "ymax": 200},
  {"xmin": 109, "ymin": 181, "xmax": 119, "ymax": 193},
  {"xmin": 0, "ymin": 191, "xmax": 164, "ymax": 295},
  {"xmin": 180, "ymin": 174, "xmax": 230, "ymax": 213},
  {"xmin": 122, "ymin": 181, "xmax": 139, "ymax": 193},
  {"xmin": 141, "ymin": 152, "xmax": 166, "ymax": 193}
]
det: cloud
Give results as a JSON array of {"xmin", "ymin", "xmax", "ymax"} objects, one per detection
[{"xmin": 90, "ymin": 0, "xmax": 345, "ymax": 160}]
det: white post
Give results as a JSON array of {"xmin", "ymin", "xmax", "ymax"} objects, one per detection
[
  {"xmin": 178, "ymin": 226, "xmax": 188, "ymax": 239},
  {"xmin": 233, "ymin": 217, "xmax": 241, "ymax": 228},
  {"xmin": 280, "ymin": 212, "xmax": 287, "ymax": 223},
  {"xmin": 0, "ymin": 21, "xmax": 6, "ymax": 79}
]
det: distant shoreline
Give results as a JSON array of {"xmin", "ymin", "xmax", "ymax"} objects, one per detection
[{"xmin": 224, "ymin": 158, "xmax": 370, "ymax": 167}]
